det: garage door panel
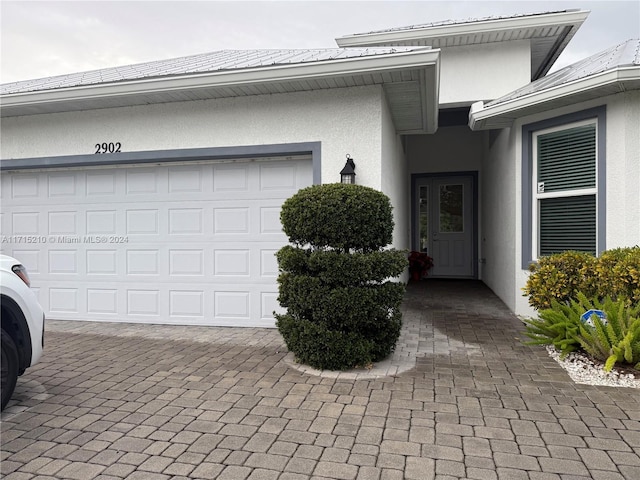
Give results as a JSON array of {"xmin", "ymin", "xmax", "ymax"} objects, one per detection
[
  {"xmin": 1, "ymin": 157, "xmax": 310, "ymax": 327},
  {"xmin": 168, "ymin": 166, "xmax": 204, "ymax": 193},
  {"xmin": 87, "ymin": 250, "xmax": 118, "ymax": 275},
  {"xmin": 260, "ymin": 249, "xmax": 280, "ymax": 277},
  {"xmin": 169, "ymin": 290, "xmax": 204, "ymax": 317},
  {"xmin": 260, "ymin": 163, "xmax": 299, "ymax": 190},
  {"xmin": 86, "ymin": 210, "xmax": 118, "ymax": 235},
  {"xmin": 49, "ymin": 287, "xmax": 79, "ymax": 314},
  {"xmin": 260, "ymin": 206, "xmax": 285, "ymax": 235},
  {"xmin": 261, "ymin": 291, "xmax": 284, "ymax": 320},
  {"xmin": 213, "ymin": 165, "xmax": 249, "ymax": 192},
  {"xmin": 126, "ymin": 169, "xmax": 159, "ymax": 195},
  {"xmin": 87, "ymin": 171, "xmax": 118, "ymax": 196},
  {"xmin": 48, "ymin": 174, "xmax": 77, "ymax": 197},
  {"xmin": 126, "ymin": 249, "xmax": 160, "ymax": 275},
  {"xmin": 87, "ymin": 288, "xmax": 118, "ymax": 314},
  {"xmin": 168, "ymin": 208, "xmax": 203, "ymax": 235},
  {"xmin": 49, "ymin": 249, "xmax": 79, "ymax": 274},
  {"xmin": 11, "ymin": 174, "xmax": 39, "ymax": 198},
  {"xmin": 127, "ymin": 289, "xmax": 161, "ymax": 316},
  {"xmin": 0, "ymin": 175, "xmax": 6, "ymax": 200},
  {"xmin": 213, "ymin": 207, "xmax": 250, "ymax": 235},
  {"xmin": 12, "ymin": 211, "xmax": 41, "ymax": 234},
  {"xmin": 169, "ymin": 249, "xmax": 205, "ymax": 276},
  {"xmin": 48, "ymin": 211, "xmax": 78, "ymax": 235},
  {"xmin": 214, "ymin": 290, "xmax": 250, "ymax": 318},
  {"xmin": 126, "ymin": 209, "xmax": 160, "ymax": 235},
  {"xmin": 213, "ymin": 249, "xmax": 251, "ymax": 276}
]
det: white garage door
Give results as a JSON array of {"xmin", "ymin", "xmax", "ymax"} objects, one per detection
[{"xmin": 0, "ymin": 156, "xmax": 312, "ymax": 327}]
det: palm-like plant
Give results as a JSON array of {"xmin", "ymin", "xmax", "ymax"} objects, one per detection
[
  {"xmin": 523, "ymin": 300, "xmax": 583, "ymax": 357},
  {"xmin": 573, "ymin": 295, "xmax": 640, "ymax": 371},
  {"xmin": 524, "ymin": 293, "xmax": 640, "ymax": 372}
]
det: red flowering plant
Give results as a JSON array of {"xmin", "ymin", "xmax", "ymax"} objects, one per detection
[{"xmin": 408, "ymin": 251, "xmax": 434, "ymax": 280}]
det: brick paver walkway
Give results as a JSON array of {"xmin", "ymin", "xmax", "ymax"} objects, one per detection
[{"xmin": 2, "ymin": 280, "xmax": 639, "ymax": 479}]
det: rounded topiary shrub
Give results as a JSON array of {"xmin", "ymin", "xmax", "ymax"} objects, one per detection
[
  {"xmin": 275, "ymin": 184, "xmax": 407, "ymax": 370},
  {"xmin": 279, "ymin": 183, "xmax": 394, "ymax": 252}
]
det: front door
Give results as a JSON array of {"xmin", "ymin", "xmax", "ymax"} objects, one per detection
[{"xmin": 414, "ymin": 174, "xmax": 475, "ymax": 277}]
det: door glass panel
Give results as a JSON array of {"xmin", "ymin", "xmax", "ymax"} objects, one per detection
[
  {"xmin": 439, "ymin": 184, "xmax": 464, "ymax": 232},
  {"xmin": 419, "ymin": 185, "xmax": 429, "ymax": 252}
]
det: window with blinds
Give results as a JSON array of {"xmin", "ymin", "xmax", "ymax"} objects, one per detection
[{"xmin": 533, "ymin": 120, "xmax": 597, "ymax": 256}]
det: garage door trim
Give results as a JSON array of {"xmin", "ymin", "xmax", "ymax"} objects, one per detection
[{"xmin": 0, "ymin": 142, "xmax": 322, "ymax": 184}]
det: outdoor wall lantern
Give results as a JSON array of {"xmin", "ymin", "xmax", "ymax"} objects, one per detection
[{"xmin": 340, "ymin": 154, "xmax": 356, "ymax": 184}]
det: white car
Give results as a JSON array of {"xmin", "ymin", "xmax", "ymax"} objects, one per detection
[{"xmin": 1, "ymin": 254, "xmax": 45, "ymax": 410}]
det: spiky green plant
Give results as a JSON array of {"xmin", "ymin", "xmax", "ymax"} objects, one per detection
[
  {"xmin": 524, "ymin": 292, "xmax": 640, "ymax": 372},
  {"xmin": 523, "ymin": 298, "xmax": 584, "ymax": 357},
  {"xmin": 572, "ymin": 295, "xmax": 640, "ymax": 372}
]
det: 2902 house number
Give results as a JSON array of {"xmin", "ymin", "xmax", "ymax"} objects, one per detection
[{"xmin": 95, "ymin": 142, "xmax": 122, "ymax": 154}]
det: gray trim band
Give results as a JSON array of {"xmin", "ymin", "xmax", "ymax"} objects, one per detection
[
  {"xmin": 521, "ymin": 106, "xmax": 606, "ymax": 269},
  {"xmin": 1, "ymin": 142, "xmax": 323, "ymax": 184}
]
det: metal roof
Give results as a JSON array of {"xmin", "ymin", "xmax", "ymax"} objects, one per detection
[
  {"xmin": 336, "ymin": 10, "xmax": 589, "ymax": 80},
  {"xmin": 1, "ymin": 48, "xmax": 419, "ymax": 95},
  {"xmin": 0, "ymin": 47, "xmax": 441, "ymax": 134},
  {"xmin": 344, "ymin": 10, "xmax": 578, "ymax": 35},
  {"xmin": 469, "ymin": 39, "xmax": 640, "ymax": 130},
  {"xmin": 487, "ymin": 39, "xmax": 640, "ymax": 106}
]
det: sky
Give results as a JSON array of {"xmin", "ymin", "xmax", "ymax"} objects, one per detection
[{"xmin": 1, "ymin": 0, "xmax": 639, "ymax": 84}]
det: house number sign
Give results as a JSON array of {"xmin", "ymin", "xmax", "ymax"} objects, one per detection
[{"xmin": 94, "ymin": 142, "xmax": 122, "ymax": 154}]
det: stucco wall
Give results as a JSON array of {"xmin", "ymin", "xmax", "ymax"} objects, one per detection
[
  {"xmin": 380, "ymin": 94, "xmax": 410, "ymax": 252},
  {"xmin": 439, "ymin": 40, "xmax": 531, "ymax": 107},
  {"xmin": 500, "ymin": 89, "xmax": 640, "ymax": 317},
  {"xmin": 605, "ymin": 90, "xmax": 640, "ymax": 247},
  {"xmin": 480, "ymin": 128, "xmax": 519, "ymax": 313},
  {"xmin": 1, "ymin": 86, "xmax": 386, "ymax": 193}
]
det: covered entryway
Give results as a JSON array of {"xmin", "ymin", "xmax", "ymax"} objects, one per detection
[
  {"xmin": 413, "ymin": 173, "xmax": 477, "ymax": 278},
  {"xmin": 0, "ymin": 156, "xmax": 312, "ymax": 327}
]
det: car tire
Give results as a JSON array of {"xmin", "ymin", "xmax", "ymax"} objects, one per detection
[{"xmin": 1, "ymin": 328, "xmax": 19, "ymax": 411}]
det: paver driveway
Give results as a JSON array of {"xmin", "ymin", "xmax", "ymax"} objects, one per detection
[{"xmin": 2, "ymin": 280, "xmax": 639, "ymax": 480}]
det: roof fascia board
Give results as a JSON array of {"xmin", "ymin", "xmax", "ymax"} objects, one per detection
[
  {"xmin": 1, "ymin": 49, "xmax": 440, "ymax": 109},
  {"xmin": 469, "ymin": 65, "xmax": 640, "ymax": 130},
  {"xmin": 336, "ymin": 10, "xmax": 589, "ymax": 47},
  {"xmin": 423, "ymin": 60, "xmax": 440, "ymax": 133}
]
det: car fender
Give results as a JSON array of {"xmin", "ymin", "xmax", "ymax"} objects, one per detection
[{"xmin": 0, "ymin": 277, "xmax": 44, "ymax": 369}]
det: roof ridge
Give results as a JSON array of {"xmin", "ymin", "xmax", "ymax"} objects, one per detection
[
  {"xmin": 0, "ymin": 47, "xmax": 426, "ymax": 94},
  {"xmin": 347, "ymin": 9, "xmax": 580, "ymax": 36}
]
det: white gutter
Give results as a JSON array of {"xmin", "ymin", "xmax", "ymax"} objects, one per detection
[
  {"xmin": 336, "ymin": 10, "xmax": 589, "ymax": 47},
  {"xmin": 1, "ymin": 48, "xmax": 440, "ymax": 110},
  {"xmin": 469, "ymin": 65, "xmax": 640, "ymax": 130}
]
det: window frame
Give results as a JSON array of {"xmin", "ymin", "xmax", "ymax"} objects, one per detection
[
  {"xmin": 531, "ymin": 118, "xmax": 598, "ymax": 257},
  {"xmin": 521, "ymin": 106, "xmax": 606, "ymax": 269}
]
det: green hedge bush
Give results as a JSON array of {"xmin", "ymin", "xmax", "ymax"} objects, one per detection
[
  {"xmin": 276, "ymin": 246, "xmax": 407, "ymax": 286},
  {"xmin": 280, "ymin": 183, "xmax": 394, "ymax": 252},
  {"xmin": 524, "ymin": 246, "xmax": 640, "ymax": 310},
  {"xmin": 275, "ymin": 184, "xmax": 407, "ymax": 370}
]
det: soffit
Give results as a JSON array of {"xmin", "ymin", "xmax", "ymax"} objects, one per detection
[
  {"xmin": 336, "ymin": 10, "xmax": 589, "ymax": 80},
  {"xmin": 471, "ymin": 78, "xmax": 640, "ymax": 130}
]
